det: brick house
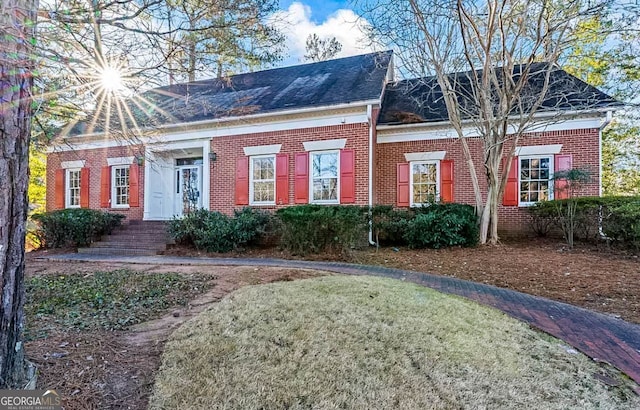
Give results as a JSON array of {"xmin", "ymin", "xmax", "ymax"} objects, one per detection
[{"xmin": 46, "ymin": 51, "xmax": 619, "ymax": 234}]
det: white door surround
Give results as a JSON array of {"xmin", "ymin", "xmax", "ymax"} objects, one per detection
[{"xmin": 143, "ymin": 139, "xmax": 211, "ymax": 220}]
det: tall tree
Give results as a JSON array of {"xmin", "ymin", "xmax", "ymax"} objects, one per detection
[
  {"xmin": 561, "ymin": 4, "xmax": 640, "ymax": 195},
  {"xmin": 360, "ymin": 0, "xmax": 609, "ymax": 244},
  {"xmin": 164, "ymin": 0, "xmax": 285, "ymax": 82},
  {"xmin": 602, "ymin": 119, "xmax": 640, "ymax": 195},
  {"xmin": 33, "ymin": 0, "xmax": 285, "ymax": 139},
  {"xmin": 303, "ymin": 33, "xmax": 342, "ymax": 62},
  {"xmin": 0, "ymin": 0, "xmax": 38, "ymax": 388}
]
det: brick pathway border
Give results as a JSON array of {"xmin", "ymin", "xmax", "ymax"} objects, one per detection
[{"xmin": 41, "ymin": 253, "xmax": 640, "ymax": 385}]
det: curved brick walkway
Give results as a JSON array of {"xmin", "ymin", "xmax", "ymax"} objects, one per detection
[{"xmin": 41, "ymin": 253, "xmax": 640, "ymax": 386}]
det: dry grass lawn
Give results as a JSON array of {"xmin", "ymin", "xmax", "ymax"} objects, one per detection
[{"xmin": 150, "ymin": 276, "xmax": 639, "ymax": 410}]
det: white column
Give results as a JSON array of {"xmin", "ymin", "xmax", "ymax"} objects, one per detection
[
  {"xmin": 202, "ymin": 139, "xmax": 211, "ymax": 210},
  {"xmin": 143, "ymin": 147, "xmax": 152, "ymax": 220}
]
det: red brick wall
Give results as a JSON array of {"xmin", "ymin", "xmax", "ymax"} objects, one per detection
[
  {"xmin": 210, "ymin": 122, "xmax": 371, "ymax": 215},
  {"xmin": 46, "ymin": 145, "xmax": 145, "ymax": 220},
  {"xmin": 374, "ymin": 128, "xmax": 600, "ymax": 233}
]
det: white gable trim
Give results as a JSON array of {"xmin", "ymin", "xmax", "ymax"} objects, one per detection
[
  {"xmin": 377, "ymin": 117, "xmax": 603, "ymax": 144},
  {"xmin": 243, "ymin": 144, "xmax": 282, "ymax": 156},
  {"xmin": 303, "ymin": 138, "xmax": 347, "ymax": 151},
  {"xmin": 107, "ymin": 156, "xmax": 135, "ymax": 166},
  {"xmin": 61, "ymin": 160, "xmax": 85, "ymax": 169},
  {"xmin": 515, "ymin": 144, "xmax": 562, "ymax": 156},
  {"xmin": 404, "ymin": 151, "xmax": 447, "ymax": 162}
]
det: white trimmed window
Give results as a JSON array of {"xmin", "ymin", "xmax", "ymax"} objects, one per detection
[
  {"xmin": 410, "ymin": 161, "xmax": 440, "ymax": 206},
  {"xmin": 310, "ymin": 150, "xmax": 339, "ymax": 203},
  {"xmin": 112, "ymin": 166, "xmax": 130, "ymax": 207},
  {"xmin": 250, "ymin": 155, "xmax": 275, "ymax": 205},
  {"xmin": 65, "ymin": 168, "xmax": 81, "ymax": 208},
  {"xmin": 519, "ymin": 156, "xmax": 554, "ymax": 205}
]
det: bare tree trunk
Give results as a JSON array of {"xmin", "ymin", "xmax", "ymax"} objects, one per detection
[{"xmin": 0, "ymin": 0, "xmax": 37, "ymax": 388}]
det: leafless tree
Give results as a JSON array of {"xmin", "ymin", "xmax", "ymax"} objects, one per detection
[
  {"xmin": 359, "ymin": 0, "xmax": 607, "ymax": 244},
  {"xmin": 0, "ymin": 0, "xmax": 38, "ymax": 388}
]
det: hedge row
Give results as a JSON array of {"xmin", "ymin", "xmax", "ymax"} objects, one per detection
[
  {"xmin": 528, "ymin": 196, "xmax": 640, "ymax": 249},
  {"xmin": 32, "ymin": 209, "xmax": 126, "ymax": 248},
  {"xmin": 168, "ymin": 204, "xmax": 478, "ymax": 255},
  {"xmin": 168, "ymin": 208, "xmax": 273, "ymax": 253}
]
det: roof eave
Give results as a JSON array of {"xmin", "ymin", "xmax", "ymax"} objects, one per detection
[
  {"xmin": 376, "ymin": 107, "xmax": 620, "ymax": 131},
  {"xmin": 63, "ymin": 98, "xmax": 382, "ymax": 142}
]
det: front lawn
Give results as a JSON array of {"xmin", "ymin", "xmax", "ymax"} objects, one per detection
[{"xmin": 150, "ymin": 276, "xmax": 639, "ymax": 409}]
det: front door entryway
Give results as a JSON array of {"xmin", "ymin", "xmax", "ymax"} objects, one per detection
[{"xmin": 175, "ymin": 158, "xmax": 203, "ymax": 216}]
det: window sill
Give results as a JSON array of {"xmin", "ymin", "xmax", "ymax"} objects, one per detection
[
  {"xmin": 111, "ymin": 205, "xmax": 130, "ymax": 210},
  {"xmin": 249, "ymin": 202, "xmax": 276, "ymax": 207},
  {"xmin": 310, "ymin": 201, "xmax": 340, "ymax": 205}
]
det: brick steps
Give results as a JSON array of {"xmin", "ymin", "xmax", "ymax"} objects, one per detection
[{"xmin": 78, "ymin": 220, "xmax": 170, "ymax": 256}]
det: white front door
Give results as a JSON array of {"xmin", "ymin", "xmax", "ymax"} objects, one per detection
[{"xmin": 175, "ymin": 162, "xmax": 202, "ymax": 216}]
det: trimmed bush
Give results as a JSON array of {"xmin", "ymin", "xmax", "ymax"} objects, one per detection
[
  {"xmin": 528, "ymin": 196, "xmax": 640, "ymax": 248},
  {"xmin": 372, "ymin": 203, "xmax": 478, "ymax": 249},
  {"xmin": 168, "ymin": 207, "xmax": 272, "ymax": 253},
  {"xmin": 32, "ymin": 209, "xmax": 125, "ymax": 248},
  {"xmin": 371, "ymin": 205, "xmax": 412, "ymax": 245},
  {"xmin": 276, "ymin": 205, "xmax": 369, "ymax": 255},
  {"xmin": 603, "ymin": 200, "xmax": 640, "ymax": 250},
  {"xmin": 404, "ymin": 204, "xmax": 478, "ymax": 249}
]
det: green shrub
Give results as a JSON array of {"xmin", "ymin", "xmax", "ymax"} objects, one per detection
[
  {"xmin": 276, "ymin": 205, "xmax": 369, "ymax": 255},
  {"xmin": 603, "ymin": 200, "xmax": 640, "ymax": 250},
  {"xmin": 168, "ymin": 207, "xmax": 272, "ymax": 253},
  {"xmin": 32, "ymin": 209, "xmax": 125, "ymax": 248},
  {"xmin": 404, "ymin": 203, "xmax": 478, "ymax": 249},
  {"xmin": 372, "ymin": 203, "xmax": 478, "ymax": 248},
  {"xmin": 371, "ymin": 205, "xmax": 412, "ymax": 245},
  {"xmin": 528, "ymin": 196, "xmax": 640, "ymax": 247}
]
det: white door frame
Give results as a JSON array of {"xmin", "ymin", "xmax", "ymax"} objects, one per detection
[{"xmin": 143, "ymin": 139, "xmax": 211, "ymax": 220}]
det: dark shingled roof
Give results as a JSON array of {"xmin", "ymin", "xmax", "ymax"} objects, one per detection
[
  {"xmin": 72, "ymin": 51, "xmax": 393, "ymax": 135},
  {"xmin": 378, "ymin": 63, "xmax": 622, "ymax": 126}
]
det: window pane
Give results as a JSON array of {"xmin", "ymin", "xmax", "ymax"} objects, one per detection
[
  {"xmin": 411, "ymin": 162, "xmax": 437, "ymax": 205},
  {"xmin": 114, "ymin": 167, "xmax": 130, "ymax": 205},
  {"xmin": 251, "ymin": 156, "xmax": 275, "ymax": 203},
  {"xmin": 311, "ymin": 152, "xmax": 338, "ymax": 202},
  {"xmin": 520, "ymin": 156, "xmax": 552, "ymax": 204},
  {"xmin": 312, "ymin": 152, "xmax": 337, "ymax": 178}
]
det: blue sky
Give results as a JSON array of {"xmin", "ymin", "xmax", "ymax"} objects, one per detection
[
  {"xmin": 275, "ymin": 1, "xmax": 375, "ymax": 65},
  {"xmin": 279, "ymin": 1, "xmax": 352, "ymax": 22}
]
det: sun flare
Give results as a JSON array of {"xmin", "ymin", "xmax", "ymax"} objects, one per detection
[{"xmin": 99, "ymin": 66, "xmax": 124, "ymax": 92}]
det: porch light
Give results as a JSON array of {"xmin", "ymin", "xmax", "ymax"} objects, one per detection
[
  {"xmin": 135, "ymin": 155, "xmax": 144, "ymax": 165},
  {"xmin": 209, "ymin": 152, "xmax": 217, "ymax": 162}
]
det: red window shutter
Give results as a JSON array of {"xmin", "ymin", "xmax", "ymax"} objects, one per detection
[
  {"xmin": 340, "ymin": 149, "xmax": 355, "ymax": 204},
  {"xmin": 80, "ymin": 167, "xmax": 90, "ymax": 208},
  {"xmin": 100, "ymin": 166, "xmax": 111, "ymax": 208},
  {"xmin": 397, "ymin": 163, "xmax": 410, "ymax": 207},
  {"xmin": 275, "ymin": 154, "xmax": 289, "ymax": 205},
  {"xmin": 440, "ymin": 160, "xmax": 454, "ymax": 203},
  {"xmin": 502, "ymin": 157, "xmax": 519, "ymax": 206},
  {"xmin": 54, "ymin": 169, "xmax": 65, "ymax": 209},
  {"xmin": 294, "ymin": 152, "xmax": 309, "ymax": 204},
  {"xmin": 129, "ymin": 164, "xmax": 140, "ymax": 207},
  {"xmin": 236, "ymin": 157, "xmax": 249, "ymax": 205},
  {"xmin": 554, "ymin": 154, "xmax": 573, "ymax": 200}
]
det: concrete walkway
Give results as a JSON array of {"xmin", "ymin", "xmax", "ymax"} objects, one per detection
[{"xmin": 41, "ymin": 253, "xmax": 640, "ymax": 386}]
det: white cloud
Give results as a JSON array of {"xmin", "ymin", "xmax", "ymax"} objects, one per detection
[{"xmin": 274, "ymin": 2, "xmax": 376, "ymax": 65}]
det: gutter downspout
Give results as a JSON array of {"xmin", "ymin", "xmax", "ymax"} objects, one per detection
[
  {"xmin": 367, "ymin": 104, "xmax": 376, "ymax": 246},
  {"xmin": 598, "ymin": 110, "xmax": 614, "ymax": 239},
  {"xmin": 599, "ymin": 110, "xmax": 613, "ymax": 197}
]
